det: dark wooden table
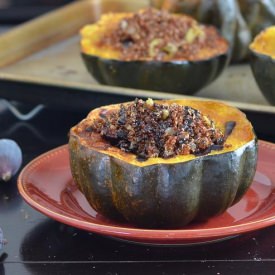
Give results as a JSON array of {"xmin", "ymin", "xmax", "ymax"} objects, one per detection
[{"xmin": 0, "ymin": 99, "xmax": 275, "ymax": 275}]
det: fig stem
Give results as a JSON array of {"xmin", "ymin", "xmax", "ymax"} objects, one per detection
[{"xmin": 1, "ymin": 171, "xmax": 12, "ymax": 182}]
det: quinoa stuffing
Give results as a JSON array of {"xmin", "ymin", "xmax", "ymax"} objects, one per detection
[
  {"xmin": 90, "ymin": 99, "xmax": 226, "ymax": 160},
  {"xmin": 95, "ymin": 8, "xmax": 228, "ymax": 61},
  {"xmin": 82, "ymin": 8, "xmax": 228, "ymax": 61}
]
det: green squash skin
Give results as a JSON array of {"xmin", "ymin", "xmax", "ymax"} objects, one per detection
[
  {"xmin": 250, "ymin": 51, "xmax": 275, "ymax": 105},
  {"xmin": 69, "ymin": 134, "xmax": 257, "ymax": 228},
  {"xmin": 81, "ymin": 52, "xmax": 229, "ymax": 95},
  {"xmin": 69, "ymin": 140, "xmax": 124, "ymax": 221}
]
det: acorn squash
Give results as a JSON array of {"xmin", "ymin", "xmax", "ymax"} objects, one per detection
[
  {"xmin": 80, "ymin": 8, "xmax": 229, "ymax": 94},
  {"xmin": 249, "ymin": 26, "xmax": 275, "ymax": 105},
  {"xmin": 151, "ymin": 0, "xmax": 275, "ymax": 62},
  {"xmin": 69, "ymin": 99, "xmax": 258, "ymax": 229}
]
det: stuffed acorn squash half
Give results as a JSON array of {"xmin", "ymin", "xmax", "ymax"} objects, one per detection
[
  {"xmin": 80, "ymin": 8, "xmax": 229, "ymax": 94},
  {"xmin": 69, "ymin": 99, "xmax": 258, "ymax": 229},
  {"xmin": 249, "ymin": 26, "xmax": 275, "ymax": 105}
]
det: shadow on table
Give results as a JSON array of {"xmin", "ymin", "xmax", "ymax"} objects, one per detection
[
  {"xmin": 0, "ymin": 263, "xmax": 4, "ymax": 275},
  {"xmin": 0, "ymin": 176, "xmax": 22, "ymax": 213}
]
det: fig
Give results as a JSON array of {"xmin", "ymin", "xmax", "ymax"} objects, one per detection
[{"xmin": 0, "ymin": 139, "xmax": 22, "ymax": 182}]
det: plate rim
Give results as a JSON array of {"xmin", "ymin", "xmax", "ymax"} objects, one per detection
[{"xmin": 17, "ymin": 140, "xmax": 275, "ymax": 242}]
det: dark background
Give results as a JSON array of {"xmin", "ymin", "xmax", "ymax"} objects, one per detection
[{"xmin": 0, "ymin": 0, "xmax": 73, "ymax": 23}]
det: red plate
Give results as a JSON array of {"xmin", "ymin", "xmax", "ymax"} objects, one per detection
[{"xmin": 18, "ymin": 140, "xmax": 275, "ymax": 245}]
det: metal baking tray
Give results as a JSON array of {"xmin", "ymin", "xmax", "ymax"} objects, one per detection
[{"xmin": 0, "ymin": 0, "xmax": 274, "ymax": 113}]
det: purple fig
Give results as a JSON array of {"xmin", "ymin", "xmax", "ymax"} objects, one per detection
[{"xmin": 0, "ymin": 139, "xmax": 22, "ymax": 182}]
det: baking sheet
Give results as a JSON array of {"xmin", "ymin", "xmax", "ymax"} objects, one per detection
[{"xmin": 0, "ymin": 0, "xmax": 274, "ymax": 113}]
